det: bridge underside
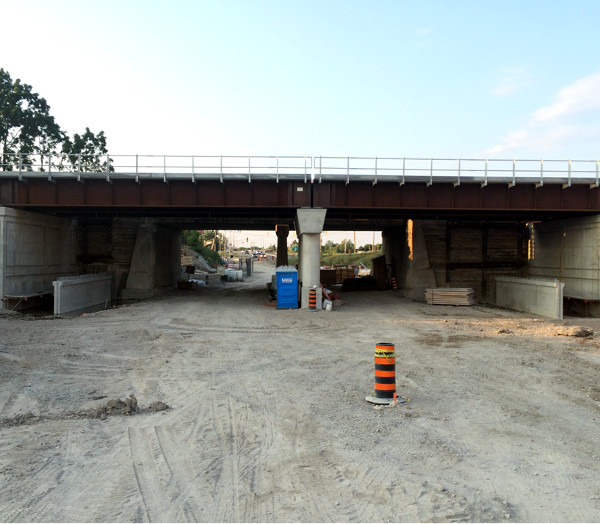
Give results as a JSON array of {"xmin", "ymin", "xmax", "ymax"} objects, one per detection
[{"xmin": 1, "ymin": 179, "xmax": 599, "ymax": 230}]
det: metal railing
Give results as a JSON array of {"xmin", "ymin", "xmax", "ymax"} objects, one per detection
[
  {"xmin": 314, "ymin": 156, "xmax": 600, "ymax": 187},
  {"xmin": 1, "ymin": 153, "xmax": 599, "ymax": 186},
  {"xmin": 0, "ymin": 154, "xmax": 313, "ymax": 183}
]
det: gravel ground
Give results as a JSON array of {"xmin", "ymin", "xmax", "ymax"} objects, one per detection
[{"xmin": 1, "ymin": 260, "xmax": 600, "ymax": 522}]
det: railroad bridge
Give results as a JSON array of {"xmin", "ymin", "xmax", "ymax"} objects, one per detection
[{"xmin": 2, "ymin": 154, "xmax": 600, "ymax": 314}]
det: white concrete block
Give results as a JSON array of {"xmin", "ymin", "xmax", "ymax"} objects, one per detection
[{"xmin": 495, "ymin": 276, "xmax": 564, "ymax": 320}]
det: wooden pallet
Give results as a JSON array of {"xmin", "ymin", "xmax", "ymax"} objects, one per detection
[{"xmin": 425, "ymin": 287, "xmax": 475, "ymax": 306}]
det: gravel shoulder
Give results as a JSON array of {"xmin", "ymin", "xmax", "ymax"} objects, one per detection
[{"xmin": 1, "ymin": 261, "xmax": 600, "ymax": 522}]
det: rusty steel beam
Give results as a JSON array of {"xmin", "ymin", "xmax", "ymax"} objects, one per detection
[
  {"xmin": 2, "ymin": 179, "xmax": 600, "ymax": 227},
  {"xmin": 0, "ymin": 179, "xmax": 312, "ymax": 209},
  {"xmin": 312, "ymin": 181, "xmax": 600, "ymax": 212}
]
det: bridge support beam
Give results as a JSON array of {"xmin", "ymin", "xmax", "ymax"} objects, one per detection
[
  {"xmin": 275, "ymin": 224, "xmax": 289, "ymax": 267},
  {"xmin": 295, "ymin": 208, "xmax": 327, "ymax": 309},
  {"xmin": 121, "ymin": 220, "xmax": 181, "ymax": 300}
]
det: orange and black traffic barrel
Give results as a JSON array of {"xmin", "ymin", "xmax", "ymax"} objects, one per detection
[
  {"xmin": 373, "ymin": 342, "xmax": 395, "ymax": 400},
  {"xmin": 391, "ymin": 277, "xmax": 399, "ymax": 290},
  {"xmin": 308, "ymin": 288, "xmax": 317, "ymax": 310}
]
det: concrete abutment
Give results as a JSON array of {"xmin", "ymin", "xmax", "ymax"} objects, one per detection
[
  {"xmin": 0, "ymin": 208, "xmax": 181, "ymax": 311},
  {"xmin": 3, "ymin": 204, "xmax": 600, "ymax": 317}
]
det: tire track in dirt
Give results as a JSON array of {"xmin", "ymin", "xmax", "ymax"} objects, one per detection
[
  {"xmin": 204, "ymin": 377, "xmax": 281, "ymax": 522},
  {"xmin": 209, "ymin": 393, "xmax": 242, "ymax": 522},
  {"xmin": 234, "ymin": 382, "xmax": 279, "ymax": 523},
  {"xmin": 0, "ymin": 423, "xmax": 87, "ymax": 522},
  {"xmin": 128, "ymin": 423, "xmax": 208, "ymax": 522},
  {"xmin": 128, "ymin": 426, "xmax": 172, "ymax": 522}
]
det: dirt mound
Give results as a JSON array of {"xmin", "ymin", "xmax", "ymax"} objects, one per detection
[{"xmin": 0, "ymin": 395, "xmax": 170, "ymax": 427}]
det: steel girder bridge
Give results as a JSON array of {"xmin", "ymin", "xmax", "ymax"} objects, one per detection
[{"xmin": 2, "ymin": 154, "xmax": 600, "ymax": 230}]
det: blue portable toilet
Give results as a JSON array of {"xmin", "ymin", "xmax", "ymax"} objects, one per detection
[{"xmin": 276, "ymin": 266, "xmax": 298, "ymax": 309}]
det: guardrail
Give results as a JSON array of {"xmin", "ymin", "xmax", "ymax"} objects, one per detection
[
  {"xmin": 314, "ymin": 157, "xmax": 600, "ymax": 187},
  {"xmin": 0, "ymin": 154, "xmax": 313, "ymax": 183},
  {"xmin": 1, "ymin": 154, "xmax": 599, "ymax": 186}
]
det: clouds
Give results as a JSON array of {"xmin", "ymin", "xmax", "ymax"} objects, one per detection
[
  {"xmin": 491, "ymin": 67, "xmax": 535, "ymax": 97},
  {"xmin": 487, "ymin": 72, "xmax": 600, "ymax": 157},
  {"xmin": 533, "ymin": 73, "xmax": 600, "ymax": 123}
]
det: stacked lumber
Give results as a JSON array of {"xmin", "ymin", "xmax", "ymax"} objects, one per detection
[{"xmin": 425, "ymin": 287, "xmax": 475, "ymax": 306}]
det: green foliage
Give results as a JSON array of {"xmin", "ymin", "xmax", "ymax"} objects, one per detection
[
  {"xmin": 321, "ymin": 251, "xmax": 382, "ymax": 268},
  {"xmin": 61, "ymin": 127, "xmax": 113, "ymax": 172},
  {"xmin": 181, "ymin": 230, "xmax": 223, "ymax": 267},
  {"xmin": 0, "ymin": 68, "xmax": 110, "ymax": 172},
  {"xmin": 0, "ymin": 68, "xmax": 64, "ymax": 170},
  {"xmin": 336, "ymin": 239, "xmax": 354, "ymax": 254}
]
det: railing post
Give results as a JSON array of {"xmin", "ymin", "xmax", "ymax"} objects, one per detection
[
  {"xmin": 191, "ymin": 155, "xmax": 196, "ymax": 183},
  {"xmin": 428, "ymin": 158, "xmax": 433, "ymax": 186},
  {"xmin": 482, "ymin": 158, "xmax": 488, "ymax": 187},
  {"xmin": 346, "ymin": 156, "xmax": 350, "ymax": 185},
  {"xmin": 538, "ymin": 158, "xmax": 544, "ymax": 187},
  {"xmin": 373, "ymin": 156, "xmax": 378, "ymax": 185},
  {"xmin": 596, "ymin": 160, "xmax": 599, "ymax": 188},
  {"xmin": 319, "ymin": 156, "xmax": 322, "ymax": 183},
  {"xmin": 220, "ymin": 155, "xmax": 223, "ymax": 183},
  {"xmin": 163, "ymin": 155, "xmax": 167, "ymax": 183},
  {"xmin": 135, "ymin": 154, "xmax": 139, "ymax": 183},
  {"xmin": 401, "ymin": 157, "xmax": 405, "ymax": 186},
  {"xmin": 106, "ymin": 154, "xmax": 110, "ymax": 182},
  {"xmin": 566, "ymin": 159, "xmax": 571, "ymax": 187},
  {"xmin": 510, "ymin": 158, "xmax": 516, "ymax": 187},
  {"xmin": 18, "ymin": 153, "xmax": 22, "ymax": 180},
  {"xmin": 276, "ymin": 155, "xmax": 279, "ymax": 183},
  {"xmin": 248, "ymin": 155, "xmax": 251, "ymax": 183},
  {"xmin": 455, "ymin": 157, "xmax": 461, "ymax": 187}
]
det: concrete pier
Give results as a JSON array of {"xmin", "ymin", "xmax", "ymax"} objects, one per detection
[
  {"xmin": 295, "ymin": 208, "xmax": 326, "ymax": 309},
  {"xmin": 275, "ymin": 224, "xmax": 290, "ymax": 268}
]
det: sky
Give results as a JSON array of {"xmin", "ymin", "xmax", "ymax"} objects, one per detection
[{"xmin": 2, "ymin": 0, "xmax": 599, "ymax": 245}]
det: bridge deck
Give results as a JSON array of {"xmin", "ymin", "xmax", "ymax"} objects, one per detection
[{"xmin": 2, "ymin": 155, "xmax": 599, "ymax": 227}]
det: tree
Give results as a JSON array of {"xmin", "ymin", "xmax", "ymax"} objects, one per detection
[
  {"xmin": 61, "ymin": 127, "xmax": 113, "ymax": 172},
  {"xmin": 321, "ymin": 240, "xmax": 335, "ymax": 254},
  {"xmin": 0, "ymin": 68, "xmax": 64, "ymax": 171},
  {"xmin": 337, "ymin": 239, "xmax": 354, "ymax": 253}
]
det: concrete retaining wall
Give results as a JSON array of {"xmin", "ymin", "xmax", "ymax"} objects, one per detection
[
  {"xmin": 529, "ymin": 215, "xmax": 600, "ymax": 300},
  {"xmin": 1, "ymin": 207, "xmax": 77, "ymax": 308},
  {"xmin": 495, "ymin": 276, "xmax": 564, "ymax": 320},
  {"xmin": 53, "ymin": 273, "xmax": 112, "ymax": 315}
]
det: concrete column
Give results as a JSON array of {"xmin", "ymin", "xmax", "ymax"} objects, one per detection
[
  {"xmin": 398, "ymin": 219, "xmax": 437, "ymax": 300},
  {"xmin": 295, "ymin": 208, "xmax": 327, "ymax": 309},
  {"xmin": 381, "ymin": 229, "xmax": 394, "ymax": 288},
  {"xmin": 275, "ymin": 224, "xmax": 289, "ymax": 267},
  {"xmin": 122, "ymin": 221, "xmax": 157, "ymax": 300}
]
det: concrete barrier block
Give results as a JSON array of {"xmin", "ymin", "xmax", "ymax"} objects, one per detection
[
  {"xmin": 495, "ymin": 276, "xmax": 564, "ymax": 320},
  {"xmin": 53, "ymin": 273, "xmax": 112, "ymax": 315}
]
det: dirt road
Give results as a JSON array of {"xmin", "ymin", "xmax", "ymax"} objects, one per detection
[{"xmin": 1, "ymin": 261, "xmax": 600, "ymax": 522}]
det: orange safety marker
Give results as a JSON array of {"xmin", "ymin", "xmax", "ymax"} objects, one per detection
[
  {"xmin": 308, "ymin": 288, "xmax": 317, "ymax": 311},
  {"xmin": 366, "ymin": 342, "xmax": 405, "ymax": 405}
]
